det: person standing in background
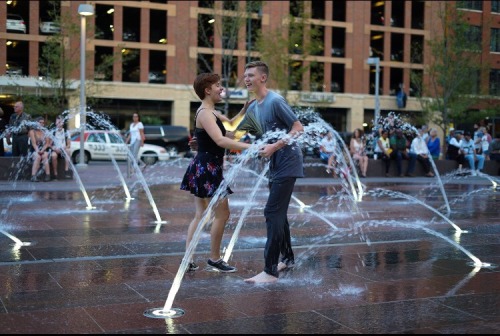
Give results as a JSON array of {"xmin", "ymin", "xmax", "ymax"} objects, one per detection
[
  {"xmin": 125, "ymin": 113, "xmax": 146, "ymax": 171},
  {"xmin": 6, "ymin": 101, "xmax": 31, "ymax": 157}
]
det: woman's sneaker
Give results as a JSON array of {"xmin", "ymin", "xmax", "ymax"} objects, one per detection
[
  {"xmin": 187, "ymin": 262, "xmax": 199, "ymax": 272},
  {"xmin": 207, "ymin": 259, "xmax": 237, "ymax": 273}
]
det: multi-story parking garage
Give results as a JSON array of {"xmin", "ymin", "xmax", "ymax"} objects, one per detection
[{"xmin": 0, "ymin": 1, "xmax": 499, "ymax": 136}]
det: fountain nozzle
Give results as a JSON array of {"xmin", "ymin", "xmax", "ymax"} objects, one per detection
[{"xmin": 144, "ymin": 307, "xmax": 185, "ymax": 319}]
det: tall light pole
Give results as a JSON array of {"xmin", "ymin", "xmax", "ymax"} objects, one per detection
[
  {"xmin": 77, "ymin": 4, "xmax": 94, "ymax": 169},
  {"xmin": 367, "ymin": 57, "xmax": 380, "ymax": 125}
]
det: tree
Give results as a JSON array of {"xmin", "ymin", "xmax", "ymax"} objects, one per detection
[
  {"xmin": 411, "ymin": 2, "xmax": 497, "ymax": 138},
  {"xmin": 17, "ymin": 1, "xmax": 120, "ymax": 122},
  {"xmin": 254, "ymin": 1, "xmax": 323, "ymax": 102},
  {"xmin": 196, "ymin": 1, "xmax": 263, "ymax": 115}
]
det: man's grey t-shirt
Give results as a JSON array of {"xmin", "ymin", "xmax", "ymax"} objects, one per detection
[{"xmin": 237, "ymin": 91, "xmax": 304, "ymax": 181}]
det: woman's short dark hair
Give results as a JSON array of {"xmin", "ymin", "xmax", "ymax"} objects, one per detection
[{"xmin": 193, "ymin": 73, "xmax": 220, "ymax": 100}]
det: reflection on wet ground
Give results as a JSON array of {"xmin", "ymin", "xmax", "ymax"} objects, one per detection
[{"xmin": 0, "ymin": 162, "xmax": 499, "ymax": 334}]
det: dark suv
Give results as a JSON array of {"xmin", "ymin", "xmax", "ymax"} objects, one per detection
[{"xmin": 143, "ymin": 125, "xmax": 191, "ymax": 157}]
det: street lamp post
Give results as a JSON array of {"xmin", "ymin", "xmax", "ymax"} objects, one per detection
[
  {"xmin": 367, "ymin": 57, "xmax": 380, "ymax": 125},
  {"xmin": 77, "ymin": 4, "xmax": 94, "ymax": 169}
]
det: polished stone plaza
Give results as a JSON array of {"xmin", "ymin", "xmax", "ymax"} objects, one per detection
[{"xmin": 0, "ymin": 160, "xmax": 499, "ymax": 334}]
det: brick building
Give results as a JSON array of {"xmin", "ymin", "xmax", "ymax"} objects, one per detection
[{"xmin": 0, "ymin": 1, "xmax": 499, "ymax": 135}]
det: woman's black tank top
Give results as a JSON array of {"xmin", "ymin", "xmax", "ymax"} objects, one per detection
[{"xmin": 194, "ymin": 109, "xmax": 226, "ymax": 156}]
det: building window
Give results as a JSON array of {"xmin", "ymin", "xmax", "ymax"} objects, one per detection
[
  {"xmin": 371, "ymin": 0, "xmax": 385, "ymax": 26},
  {"xmin": 464, "ymin": 25, "xmax": 482, "ymax": 51},
  {"xmin": 311, "ymin": 0, "xmax": 325, "ymax": 20},
  {"xmin": 410, "ymin": 35, "xmax": 424, "ymax": 64},
  {"xmin": 331, "ymin": 63, "xmax": 344, "ymax": 93},
  {"xmin": 370, "ymin": 31, "xmax": 384, "ymax": 60},
  {"xmin": 457, "ymin": 1, "xmax": 483, "ymax": 11},
  {"xmin": 222, "ymin": 17, "xmax": 239, "ymax": 50},
  {"xmin": 289, "ymin": 60, "xmax": 303, "ymax": 91},
  {"xmin": 411, "ymin": 1, "xmax": 425, "ymax": 29},
  {"xmin": 493, "ymin": 1, "xmax": 500, "ymax": 13},
  {"xmin": 310, "ymin": 62, "xmax": 324, "ymax": 92},
  {"xmin": 491, "ymin": 28, "xmax": 500, "ymax": 52},
  {"xmin": 221, "ymin": 55, "xmax": 238, "ymax": 87},
  {"xmin": 150, "ymin": 9, "xmax": 167, "ymax": 44},
  {"xmin": 332, "ymin": 0, "xmax": 346, "ymax": 22},
  {"xmin": 469, "ymin": 70, "xmax": 481, "ymax": 95},
  {"xmin": 223, "ymin": 1, "xmax": 238, "ymax": 11},
  {"xmin": 490, "ymin": 69, "xmax": 500, "ymax": 95},
  {"xmin": 391, "ymin": 0, "xmax": 405, "ymax": 28},
  {"xmin": 290, "ymin": 0, "xmax": 303, "ymax": 17},
  {"xmin": 198, "ymin": 1, "xmax": 214, "ymax": 8},
  {"xmin": 95, "ymin": 4, "xmax": 114, "ymax": 40},
  {"xmin": 198, "ymin": 14, "xmax": 214, "ymax": 48},
  {"xmin": 197, "ymin": 54, "xmax": 213, "ymax": 74},
  {"xmin": 390, "ymin": 33, "xmax": 404, "ymax": 61},
  {"xmin": 410, "ymin": 69, "xmax": 423, "ymax": 97}
]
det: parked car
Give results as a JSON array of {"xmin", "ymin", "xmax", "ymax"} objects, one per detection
[
  {"xmin": 39, "ymin": 20, "xmax": 60, "ymax": 34},
  {"xmin": 123, "ymin": 29, "xmax": 138, "ymax": 41},
  {"xmin": 6, "ymin": 14, "xmax": 26, "ymax": 34},
  {"xmin": 6, "ymin": 61, "xmax": 23, "ymax": 76},
  {"xmin": 148, "ymin": 70, "xmax": 166, "ymax": 84},
  {"xmin": 331, "ymin": 47, "xmax": 345, "ymax": 57},
  {"xmin": 142, "ymin": 125, "xmax": 191, "ymax": 157},
  {"xmin": 70, "ymin": 130, "xmax": 170, "ymax": 165}
]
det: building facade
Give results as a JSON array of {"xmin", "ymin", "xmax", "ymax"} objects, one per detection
[{"xmin": 1, "ymin": 1, "xmax": 499, "ymax": 135}]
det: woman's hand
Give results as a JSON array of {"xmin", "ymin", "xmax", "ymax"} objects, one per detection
[
  {"xmin": 242, "ymin": 99, "xmax": 255, "ymax": 113},
  {"xmin": 189, "ymin": 136, "xmax": 198, "ymax": 151}
]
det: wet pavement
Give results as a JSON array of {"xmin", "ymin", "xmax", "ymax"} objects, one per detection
[{"xmin": 0, "ymin": 159, "xmax": 499, "ymax": 334}]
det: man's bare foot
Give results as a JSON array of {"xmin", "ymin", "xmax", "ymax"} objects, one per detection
[{"xmin": 244, "ymin": 271, "xmax": 278, "ymax": 283}]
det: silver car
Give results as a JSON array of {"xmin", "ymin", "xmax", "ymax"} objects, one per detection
[
  {"xmin": 6, "ymin": 61, "xmax": 23, "ymax": 76},
  {"xmin": 39, "ymin": 20, "xmax": 60, "ymax": 34},
  {"xmin": 7, "ymin": 14, "xmax": 26, "ymax": 34}
]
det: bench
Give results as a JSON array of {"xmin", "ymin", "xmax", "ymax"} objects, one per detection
[
  {"xmin": 303, "ymin": 157, "xmax": 499, "ymax": 178},
  {"xmin": 0, "ymin": 156, "xmax": 70, "ymax": 181}
]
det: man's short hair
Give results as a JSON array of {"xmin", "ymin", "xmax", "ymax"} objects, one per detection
[{"xmin": 245, "ymin": 61, "xmax": 269, "ymax": 78}]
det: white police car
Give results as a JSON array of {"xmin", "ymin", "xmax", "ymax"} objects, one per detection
[{"xmin": 70, "ymin": 130, "xmax": 169, "ymax": 165}]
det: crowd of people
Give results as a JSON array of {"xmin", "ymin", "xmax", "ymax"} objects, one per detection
[
  {"xmin": 316, "ymin": 113, "xmax": 498, "ymax": 178},
  {"xmin": 0, "ymin": 101, "xmax": 73, "ymax": 181}
]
